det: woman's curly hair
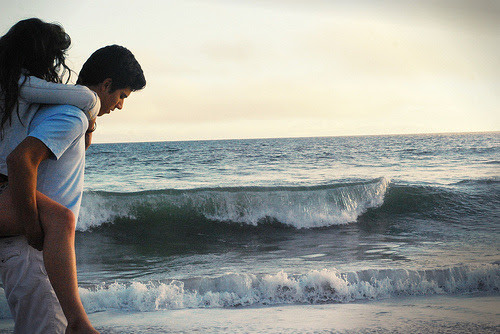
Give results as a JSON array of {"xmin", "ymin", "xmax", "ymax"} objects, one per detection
[{"xmin": 0, "ymin": 18, "xmax": 72, "ymax": 135}]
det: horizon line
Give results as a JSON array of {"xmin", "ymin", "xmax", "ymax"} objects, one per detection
[{"xmin": 91, "ymin": 130, "xmax": 499, "ymax": 145}]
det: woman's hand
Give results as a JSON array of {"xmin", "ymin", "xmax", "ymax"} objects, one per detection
[
  {"xmin": 85, "ymin": 132, "xmax": 93, "ymax": 150},
  {"xmin": 85, "ymin": 119, "xmax": 96, "ymax": 150}
]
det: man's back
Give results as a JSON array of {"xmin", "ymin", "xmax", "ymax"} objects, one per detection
[
  {"xmin": 0, "ymin": 104, "xmax": 88, "ymax": 333},
  {"xmin": 29, "ymin": 104, "xmax": 88, "ymax": 217}
]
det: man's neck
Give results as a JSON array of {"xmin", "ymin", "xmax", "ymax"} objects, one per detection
[{"xmin": 85, "ymin": 85, "xmax": 99, "ymax": 94}]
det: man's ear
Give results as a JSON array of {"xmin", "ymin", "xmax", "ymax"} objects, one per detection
[{"xmin": 100, "ymin": 78, "xmax": 113, "ymax": 92}]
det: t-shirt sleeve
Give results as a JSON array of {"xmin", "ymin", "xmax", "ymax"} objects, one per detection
[{"xmin": 28, "ymin": 105, "xmax": 88, "ymax": 160}]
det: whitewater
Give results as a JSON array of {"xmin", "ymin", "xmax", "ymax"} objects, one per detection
[
  {"xmin": 78, "ymin": 178, "xmax": 390, "ymax": 230},
  {"xmin": 0, "ymin": 132, "xmax": 498, "ymax": 333}
]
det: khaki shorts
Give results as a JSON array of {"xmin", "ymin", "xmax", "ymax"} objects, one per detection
[{"xmin": 0, "ymin": 237, "xmax": 67, "ymax": 333}]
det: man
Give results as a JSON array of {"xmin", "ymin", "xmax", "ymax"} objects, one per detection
[{"xmin": 0, "ymin": 45, "xmax": 145, "ymax": 332}]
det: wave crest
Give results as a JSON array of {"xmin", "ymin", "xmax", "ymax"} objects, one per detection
[{"xmin": 78, "ymin": 178, "xmax": 390, "ymax": 230}]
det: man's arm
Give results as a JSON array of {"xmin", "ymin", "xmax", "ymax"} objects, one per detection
[{"xmin": 6, "ymin": 136, "xmax": 52, "ymax": 250}]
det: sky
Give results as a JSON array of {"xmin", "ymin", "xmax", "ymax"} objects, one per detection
[{"xmin": 0, "ymin": 0, "xmax": 499, "ymax": 143}]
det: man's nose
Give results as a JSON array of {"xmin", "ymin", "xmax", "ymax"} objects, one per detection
[{"xmin": 116, "ymin": 101, "xmax": 123, "ymax": 110}]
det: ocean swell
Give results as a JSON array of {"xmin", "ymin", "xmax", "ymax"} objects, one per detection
[{"xmin": 78, "ymin": 178, "xmax": 390, "ymax": 230}]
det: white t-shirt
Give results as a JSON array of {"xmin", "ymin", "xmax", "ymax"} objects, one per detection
[{"xmin": 28, "ymin": 105, "xmax": 88, "ymax": 218}]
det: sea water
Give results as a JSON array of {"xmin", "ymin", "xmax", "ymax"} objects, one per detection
[{"xmin": 0, "ymin": 132, "xmax": 499, "ymax": 332}]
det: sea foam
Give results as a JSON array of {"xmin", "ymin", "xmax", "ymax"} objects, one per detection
[
  {"xmin": 73, "ymin": 264, "xmax": 499, "ymax": 314},
  {"xmin": 0, "ymin": 264, "xmax": 498, "ymax": 319}
]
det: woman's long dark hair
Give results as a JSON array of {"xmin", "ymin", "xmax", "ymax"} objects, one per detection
[{"xmin": 0, "ymin": 18, "xmax": 71, "ymax": 135}]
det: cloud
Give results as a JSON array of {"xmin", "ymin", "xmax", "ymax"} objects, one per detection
[
  {"xmin": 201, "ymin": 41, "xmax": 254, "ymax": 62},
  {"xmin": 303, "ymin": 11, "xmax": 499, "ymax": 79}
]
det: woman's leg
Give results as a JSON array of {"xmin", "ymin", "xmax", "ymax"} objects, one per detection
[
  {"xmin": 0, "ymin": 187, "xmax": 98, "ymax": 333},
  {"xmin": 0, "ymin": 186, "xmax": 24, "ymax": 236}
]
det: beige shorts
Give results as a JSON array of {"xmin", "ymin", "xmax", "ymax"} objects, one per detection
[{"xmin": 0, "ymin": 237, "xmax": 67, "ymax": 333}]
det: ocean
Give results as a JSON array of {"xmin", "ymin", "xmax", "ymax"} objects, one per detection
[{"xmin": 1, "ymin": 132, "xmax": 499, "ymax": 333}]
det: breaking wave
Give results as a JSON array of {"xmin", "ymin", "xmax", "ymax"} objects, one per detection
[
  {"xmin": 78, "ymin": 176, "xmax": 499, "ymax": 233},
  {"xmin": 78, "ymin": 178, "xmax": 390, "ymax": 230},
  {"xmin": 74, "ymin": 264, "xmax": 499, "ymax": 313},
  {"xmin": 1, "ymin": 263, "xmax": 498, "ymax": 318}
]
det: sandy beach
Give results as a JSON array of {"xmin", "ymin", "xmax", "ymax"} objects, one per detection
[{"xmin": 1, "ymin": 293, "xmax": 497, "ymax": 333}]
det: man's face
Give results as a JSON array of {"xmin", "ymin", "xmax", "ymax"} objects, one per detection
[{"xmin": 98, "ymin": 86, "xmax": 132, "ymax": 117}]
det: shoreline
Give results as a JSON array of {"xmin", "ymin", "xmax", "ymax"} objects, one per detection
[{"xmin": 1, "ymin": 293, "xmax": 498, "ymax": 333}]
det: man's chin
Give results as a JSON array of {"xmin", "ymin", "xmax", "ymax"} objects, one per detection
[{"xmin": 97, "ymin": 110, "xmax": 110, "ymax": 117}]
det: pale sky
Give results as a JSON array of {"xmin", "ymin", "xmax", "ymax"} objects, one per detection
[{"xmin": 1, "ymin": 0, "xmax": 499, "ymax": 142}]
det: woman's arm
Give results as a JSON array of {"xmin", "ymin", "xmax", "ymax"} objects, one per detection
[{"xmin": 18, "ymin": 75, "xmax": 100, "ymax": 121}]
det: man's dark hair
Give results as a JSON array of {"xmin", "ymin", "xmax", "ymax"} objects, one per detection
[{"xmin": 77, "ymin": 45, "xmax": 146, "ymax": 92}]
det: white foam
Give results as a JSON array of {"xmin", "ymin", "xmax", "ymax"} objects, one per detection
[
  {"xmin": 78, "ymin": 192, "xmax": 137, "ymax": 230},
  {"xmin": 73, "ymin": 264, "xmax": 500, "ymax": 315},
  {"xmin": 199, "ymin": 178, "xmax": 390, "ymax": 228},
  {"xmin": 0, "ymin": 264, "xmax": 497, "ymax": 319},
  {"xmin": 77, "ymin": 178, "xmax": 390, "ymax": 230}
]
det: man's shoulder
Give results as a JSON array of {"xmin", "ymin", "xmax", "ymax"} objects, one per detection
[
  {"xmin": 30, "ymin": 104, "xmax": 88, "ymax": 135},
  {"xmin": 34, "ymin": 104, "xmax": 88, "ymax": 127},
  {"xmin": 28, "ymin": 104, "xmax": 89, "ymax": 160},
  {"xmin": 38, "ymin": 104, "xmax": 86, "ymax": 118}
]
